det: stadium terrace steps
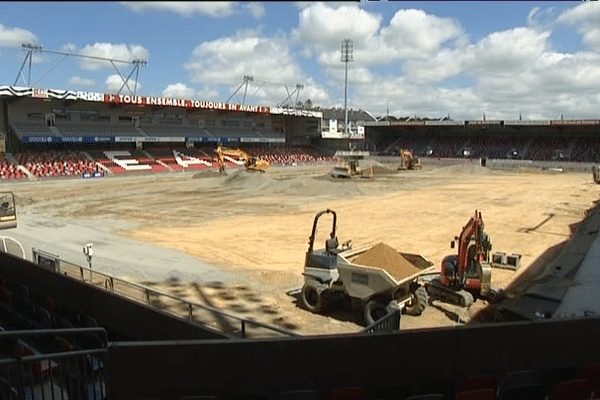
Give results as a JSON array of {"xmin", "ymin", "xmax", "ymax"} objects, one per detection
[
  {"xmin": 144, "ymin": 147, "xmax": 215, "ymax": 170},
  {"xmin": 138, "ymin": 125, "xmax": 202, "ymax": 137},
  {"xmin": 11, "ymin": 122, "xmax": 53, "ymax": 137},
  {"xmin": 54, "ymin": 122, "xmax": 143, "ymax": 137},
  {"xmin": 13, "ymin": 151, "xmax": 101, "ymax": 179}
]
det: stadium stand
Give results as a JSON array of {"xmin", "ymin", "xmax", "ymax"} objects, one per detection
[
  {"xmin": 468, "ymin": 136, "xmax": 531, "ymax": 159},
  {"xmin": 426, "ymin": 135, "xmax": 467, "ymax": 158},
  {"xmin": 0, "ymin": 155, "xmax": 26, "ymax": 179},
  {"xmin": 13, "ymin": 150, "xmax": 100, "ymax": 178},
  {"xmin": 205, "ymin": 126, "xmax": 263, "ymax": 139},
  {"xmin": 526, "ymin": 137, "xmax": 573, "ymax": 161},
  {"xmin": 86, "ymin": 149, "xmax": 168, "ymax": 173},
  {"xmin": 254, "ymin": 127, "xmax": 284, "ymax": 140},
  {"xmin": 138, "ymin": 125, "xmax": 202, "ymax": 137},
  {"xmin": 144, "ymin": 146, "xmax": 216, "ymax": 170},
  {"xmin": 10, "ymin": 121, "xmax": 54, "ymax": 137},
  {"xmin": 54, "ymin": 122, "xmax": 144, "ymax": 137},
  {"xmin": 247, "ymin": 146, "xmax": 335, "ymax": 165}
]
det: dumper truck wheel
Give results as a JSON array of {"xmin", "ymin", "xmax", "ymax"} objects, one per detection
[
  {"xmin": 364, "ymin": 299, "xmax": 389, "ymax": 326},
  {"xmin": 403, "ymin": 286, "xmax": 428, "ymax": 316},
  {"xmin": 301, "ymin": 284, "xmax": 326, "ymax": 314}
]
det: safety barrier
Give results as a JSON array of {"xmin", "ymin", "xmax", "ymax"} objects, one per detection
[
  {"xmin": 31, "ymin": 249, "xmax": 300, "ymax": 339},
  {"xmin": 0, "ymin": 327, "xmax": 108, "ymax": 400},
  {"xmin": 361, "ymin": 307, "xmax": 401, "ymax": 333}
]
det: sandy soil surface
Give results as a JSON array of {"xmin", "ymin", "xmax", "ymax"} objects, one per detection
[{"xmin": 2, "ymin": 162, "xmax": 599, "ymax": 336}]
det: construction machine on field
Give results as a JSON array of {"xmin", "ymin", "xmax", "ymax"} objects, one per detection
[
  {"xmin": 593, "ymin": 165, "xmax": 600, "ymax": 184},
  {"xmin": 398, "ymin": 149, "xmax": 421, "ymax": 170},
  {"xmin": 330, "ymin": 150, "xmax": 372, "ymax": 178},
  {"xmin": 0, "ymin": 191, "xmax": 24, "ymax": 258},
  {"xmin": 423, "ymin": 210, "xmax": 502, "ymax": 308},
  {"xmin": 0, "ymin": 192, "xmax": 17, "ymax": 230},
  {"xmin": 300, "ymin": 209, "xmax": 434, "ymax": 326},
  {"xmin": 215, "ymin": 146, "xmax": 270, "ymax": 173}
]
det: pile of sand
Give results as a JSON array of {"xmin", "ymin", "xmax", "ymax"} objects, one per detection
[
  {"xmin": 352, "ymin": 242, "xmax": 421, "ymax": 280},
  {"xmin": 221, "ymin": 169, "xmax": 276, "ymax": 191},
  {"xmin": 217, "ymin": 169, "xmax": 369, "ymax": 198},
  {"xmin": 370, "ymin": 161, "xmax": 398, "ymax": 175}
]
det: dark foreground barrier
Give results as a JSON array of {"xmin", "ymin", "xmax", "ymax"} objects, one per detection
[{"xmin": 108, "ymin": 316, "xmax": 600, "ymax": 400}]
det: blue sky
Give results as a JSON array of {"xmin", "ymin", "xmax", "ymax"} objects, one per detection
[{"xmin": 1, "ymin": 1, "xmax": 599, "ymax": 120}]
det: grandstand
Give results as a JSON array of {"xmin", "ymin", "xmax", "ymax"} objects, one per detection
[
  {"xmin": 0, "ymin": 85, "xmax": 336, "ymax": 178},
  {"xmin": 4, "ymin": 83, "xmax": 600, "ymax": 180},
  {"xmin": 2, "ymin": 84, "xmax": 600, "ymax": 399},
  {"xmin": 365, "ymin": 119, "xmax": 600, "ymax": 166}
]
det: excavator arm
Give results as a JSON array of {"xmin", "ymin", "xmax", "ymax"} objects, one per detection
[
  {"xmin": 456, "ymin": 210, "xmax": 483, "ymax": 281},
  {"xmin": 215, "ymin": 146, "xmax": 270, "ymax": 173}
]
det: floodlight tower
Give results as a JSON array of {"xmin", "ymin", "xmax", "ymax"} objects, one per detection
[
  {"xmin": 226, "ymin": 75, "xmax": 254, "ymax": 105},
  {"xmin": 15, "ymin": 43, "xmax": 43, "ymax": 87},
  {"xmin": 341, "ymin": 39, "xmax": 354, "ymax": 138}
]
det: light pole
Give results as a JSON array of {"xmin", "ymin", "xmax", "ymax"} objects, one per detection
[
  {"xmin": 83, "ymin": 243, "xmax": 93, "ymax": 281},
  {"xmin": 341, "ymin": 39, "xmax": 354, "ymax": 140}
]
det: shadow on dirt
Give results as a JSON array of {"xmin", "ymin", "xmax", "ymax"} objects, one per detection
[
  {"xmin": 286, "ymin": 288, "xmax": 365, "ymax": 327},
  {"xmin": 429, "ymin": 302, "xmax": 465, "ymax": 323}
]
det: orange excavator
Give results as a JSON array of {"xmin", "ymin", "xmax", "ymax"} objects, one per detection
[
  {"xmin": 424, "ymin": 210, "xmax": 502, "ymax": 307},
  {"xmin": 398, "ymin": 149, "xmax": 421, "ymax": 170},
  {"xmin": 215, "ymin": 146, "xmax": 270, "ymax": 173}
]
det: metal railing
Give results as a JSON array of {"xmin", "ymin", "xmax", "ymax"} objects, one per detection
[
  {"xmin": 0, "ymin": 327, "xmax": 108, "ymax": 400},
  {"xmin": 31, "ymin": 249, "xmax": 300, "ymax": 339},
  {"xmin": 361, "ymin": 308, "xmax": 402, "ymax": 334}
]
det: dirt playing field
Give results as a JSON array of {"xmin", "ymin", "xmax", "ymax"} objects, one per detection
[{"xmin": 2, "ymin": 161, "xmax": 599, "ymax": 336}]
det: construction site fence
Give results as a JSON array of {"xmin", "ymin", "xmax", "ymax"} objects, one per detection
[
  {"xmin": 0, "ymin": 327, "xmax": 109, "ymax": 400},
  {"xmin": 31, "ymin": 248, "xmax": 300, "ymax": 339}
]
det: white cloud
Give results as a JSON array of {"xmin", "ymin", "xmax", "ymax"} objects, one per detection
[
  {"xmin": 121, "ymin": 1, "xmax": 234, "ymax": 17},
  {"xmin": 162, "ymin": 83, "xmax": 195, "ymax": 99},
  {"xmin": 527, "ymin": 6, "xmax": 559, "ymax": 27},
  {"xmin": 558, "ymin": 2, "xmax": 600, "ymax": 52},
  {"xmin": 184, "ymin": 30, "xmax": 331, "ymax": 106},
  {"xmin": 244, "ymin": 2, "xmax": 265, "ymax": 19},
  {"xmin": 79, "ymin": 43, "xmax": 150, "ymax": 71},
  {"xmin": 105, "ymin": 74, "xmax": 142, "ymax": 93},
  {"xmin": 293, "ymin": 3, "xmax": 382, "ymax": 50},
  {"xmin": 558, "ymin": 2, "xmax": 600, "ymax": 24},
  {"xmin": 463, "ymin": 28, "xmax": 551, "ymax": 74},
  {"xmin": 293, "ymin": 3, "xmax": 465, "ymax": 75},
  {"xmin": 60, "ymin": 44, "xmax": 78, "ymax": 54},
  {"xmin": 0, "ymin": 24, "xmax": 37, "ymax": 47},
  {"xmin": 403, "ymin": 49, "xmax": 464, "ymax": 84},
  {"xmin": 381, "ymin": 9, "xmax": 463, "ymax": 58},
  {"xmin": 197, "ymin": 87, "xmax": 220, "ymax": 100},
  {"xmin": 338, "ymin": 18, "xmax": 600, "ymax": 121},
  {"xmin": 69, "ymin": 76, "xmax": 96, "ymax": 87}
]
